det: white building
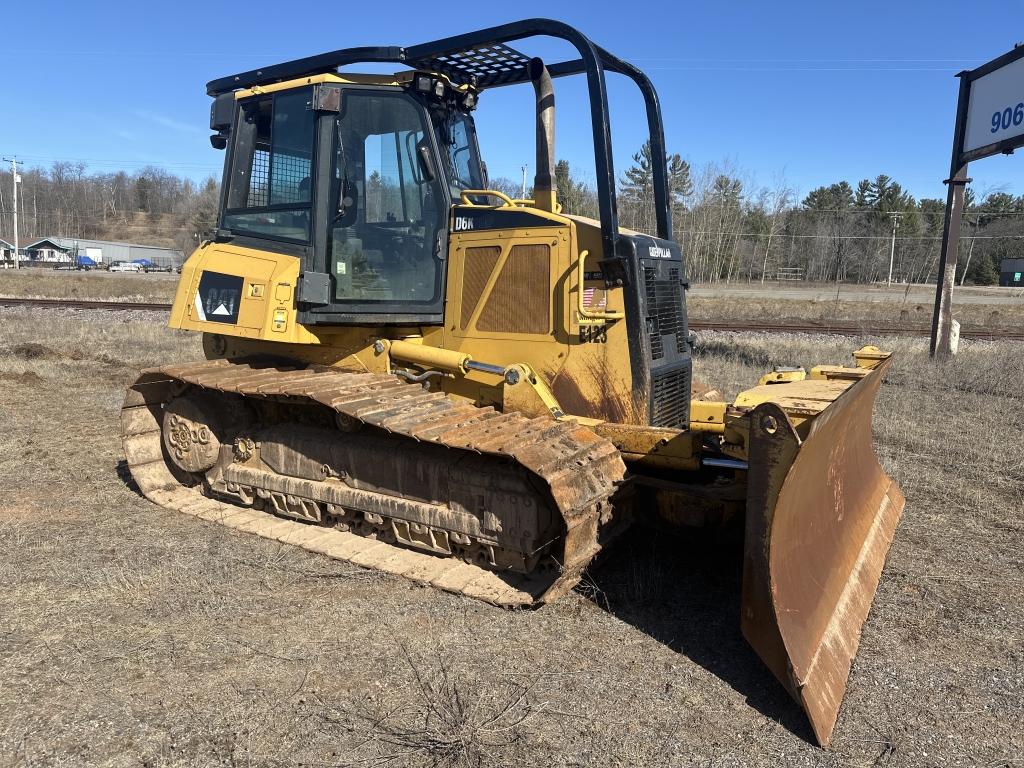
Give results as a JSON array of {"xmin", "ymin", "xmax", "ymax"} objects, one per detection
[{"xmin": 21, "ymin": 237, "xmax": 184, "ymax": 267}]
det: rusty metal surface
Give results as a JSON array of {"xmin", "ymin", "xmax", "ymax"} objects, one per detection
[
  {"xmin": 121, "ymin": 359, "xmax": 626, "ymax": 607},
  {"xmin": 741, "ymin": 356, "xmax": 905, "ymax": 746}
]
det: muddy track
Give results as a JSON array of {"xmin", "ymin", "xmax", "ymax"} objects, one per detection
[{"xmin": 121, "ymin": 359, "xmax": 627, "ymax": 607}]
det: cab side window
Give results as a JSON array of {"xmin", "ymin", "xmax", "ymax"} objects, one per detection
[{"xmin": 223, "ymin": 88, "xmax": 315, "ymax": 242}]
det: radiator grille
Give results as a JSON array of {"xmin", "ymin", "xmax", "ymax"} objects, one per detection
[
  {"xmin": 643, "ymin": 267, "xmax": 688, "ymax": 360},
  {"xmin": 461, "ymin": 246, "xmax": 501, "ymax": 328},
  {"xmin": 477, "ymin": 244, "xmax": 550, "ymax": 335},
  {"xmin": 650, "ymin": 364, "xmax": 691, "ymax": 428}
]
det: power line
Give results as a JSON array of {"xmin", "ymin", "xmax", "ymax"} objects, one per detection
[
  {"xmin": 4, "ymin": 155, "xmax": 221, "ymax": 172},
  {"xmin": 642, "ymin": 66, "xmax": 965, "ymax": 72},
  {"xmin": 677, "ymin": 231, "xmax": 1013, "ymax": 240},
  {"xmin": 791, "ymin": 207, "xmax": 1024, "ymax": 216}
]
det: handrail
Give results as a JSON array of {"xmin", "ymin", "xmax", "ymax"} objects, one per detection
[
  {"xmin": 458, "ymin": 189, "xmax": 516, "ymax": 207},
  {"xmin": 576, "ymin": 250, "xmax": 624, "ymax": 324}
]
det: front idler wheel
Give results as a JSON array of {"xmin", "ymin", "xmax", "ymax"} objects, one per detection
[{"xmin": 162, "ymin": 394, "xmax": 223, "ymax": 473}]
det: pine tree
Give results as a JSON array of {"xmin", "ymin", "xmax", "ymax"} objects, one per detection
[
  {"xmin": 554, "ymin": 159, "xmax": 591, "ymax": 215},
  {"xmin": 619, "ymin": 140, "xmax": 692, "ymax": 205},
  {"xmin": 803, "ymin": 182, "xmax": 854, "ymax": 211}
]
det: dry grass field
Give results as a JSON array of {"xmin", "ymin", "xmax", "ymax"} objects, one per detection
[
  {"xmin": 4, "ymin": 270, "xmax": 1023, "ymax": 334},
  {"xmin": 0, "ymin": 270, "xmax": 178, "ymax": 304},
  {"xmin": 688, "ymin": 294, "xmax": 1024, "ymax": 332},
  {"xmin": 0, "ymin": 307, "xmax": 1021, "ymax": 767}
]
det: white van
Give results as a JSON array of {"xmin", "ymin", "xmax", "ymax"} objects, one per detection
[{"xmin": 109, "ymin": 261, "xmax": 143, "ymax": 273}]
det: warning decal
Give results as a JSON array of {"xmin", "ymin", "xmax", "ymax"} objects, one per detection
[{"xmin": 195, "ymin": 271, "xmax": 244, "ymax": 325}]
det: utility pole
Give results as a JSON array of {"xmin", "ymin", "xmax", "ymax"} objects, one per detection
[
  {"xmin": 520, "ymin": 164, "xmax": 528, "ymax": 199},
  {"xmin": 931, "ymin": 71, "xmax": 972, "ymax": 360},
  {"xmin": 2, "ymin": 157, "xmax": 22, "ymax": 270},
  {"xmin": 886, "ymin": 211, "xmax": 901, "ymax": 286}
]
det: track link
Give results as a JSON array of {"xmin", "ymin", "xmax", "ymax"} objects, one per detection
[{"xmin": 121, "ymin": 359, "xmax": 627, "ymax": 607}]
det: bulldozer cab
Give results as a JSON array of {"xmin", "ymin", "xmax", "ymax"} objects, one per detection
[
  {"xmin": 215, "ymin": 78, "xmax": 481, "ymax": 320},
  {"xmin": 206, "ymin": 19, "xmax": 677, "ymax": 322}
]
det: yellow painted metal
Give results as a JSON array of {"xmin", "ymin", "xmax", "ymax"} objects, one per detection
[
  {"xmin": 389, "ymin": 338, "xmax": 471, "ymax": 373},
  {"xmin": 533, "ymin": 188, "xmax": 558, "ymax": 214},
  {"xmin": 233, "ymin": 72, "xmax": 407, "ymax": 99},
  {"xmin": 853, "ymin": 344, "xmax": 890, "ymax": 369},
  {"xmin": 442, "ymin": 209, "xmax": 638, "ymax": 424},
  {"xmin": 733, "ymin": 379, "xmax": 855, "ymax": 437},
  {"xmin": 501, "ymin": 363, "xmax": 565, "ymax": 419},
  {"xmin": 757, "ymin": 368, "xmax": 807, "ymax": 386},
  {"xmin": 171, "ymin": 242, "xmax": 319, "ymax": 345},
  {"xmin": 809, "ymin": 346, "xmax": 890, "ymax": 381},
  {"xmin": 592, "ymin": 422, "xmax": 701, "ymax": 472},
  {"xmin": 810, "ymin": 365, "xmax": 872, "ymax": 381},
  {"xmin": 458, "ymin": 189, "xmax": 518, "ymax": 207},
  {"xmin": 231, "ymin": 68, "xmax": 480, "ymax": 101},
  {"xmin": 689, "ymin": 400, "xmax": 727, "ymax": 434}
]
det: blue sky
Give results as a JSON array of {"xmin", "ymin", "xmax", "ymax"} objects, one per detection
[{"xmin": 1, "ymin": 0, "xmax": 1022, "ymax": 201}]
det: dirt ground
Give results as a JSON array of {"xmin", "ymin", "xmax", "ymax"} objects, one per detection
[{"xmin": 0, "ymin": 308, "xmax": 1021, "ymax": 767}]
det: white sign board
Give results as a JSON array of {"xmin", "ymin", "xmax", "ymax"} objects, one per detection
[
  {"xmin": 963, "ymin": 52, "xmax": 1024, "ymax": 156},
  {"xmin": 85, "ymin": 247, "xmax": 103, "ymax": 262}
]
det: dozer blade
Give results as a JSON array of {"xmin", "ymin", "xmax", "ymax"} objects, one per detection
[{"xmin": 741, "ymin": 355, "xmax": 904, "ymax": 746}]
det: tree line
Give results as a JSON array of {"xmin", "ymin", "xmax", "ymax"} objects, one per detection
[
  {"xmin": 0, "ymin": 162, "xmax": 219, "ymax": 256},
  {"xmin": 3, "ymin": 154, "xmax": 1022, "ymax": 284},
  {"xmin": 496, "ymin": 144, "xmax": 1023, "ymax": 285}
]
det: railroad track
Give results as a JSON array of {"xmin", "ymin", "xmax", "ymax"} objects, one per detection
[
  {"xmin": 0, "ymin": 297, "xmax": 173, "ymax": 312},
  {"xmin": 2, "ymin": 296, "xmax": 1021, "ymax": 341}
]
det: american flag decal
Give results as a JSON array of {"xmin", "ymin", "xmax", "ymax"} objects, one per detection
[{"xmin": 583, "ymin": 287, "xmax": 607, "ymax": 309}]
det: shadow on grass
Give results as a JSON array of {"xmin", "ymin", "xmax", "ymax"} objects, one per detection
[
  {"xmin": 580, "ymin": 524, "xmax": 816, "ymax": 744},
  {"xmin": 116, "ymin": 459, "xmax": 141, "ymax": 494}
]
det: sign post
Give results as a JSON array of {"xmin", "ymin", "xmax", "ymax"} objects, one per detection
[{"xmin": 931, "ymin": 44, "xmax": 1024, "ymax": 358}]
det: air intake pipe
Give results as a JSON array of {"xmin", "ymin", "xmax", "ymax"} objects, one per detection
[{"xmin": 529, "ymin": 57, "xmax": 557, "ymax": 213}]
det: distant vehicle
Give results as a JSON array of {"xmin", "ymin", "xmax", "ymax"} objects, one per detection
[
  {"xmin": 109, "ymin": 261, "xmax": 143, "ymax": 273},
  {"xmin": 132, "ymin": 258, "xmax": 172, "ymax": 273},
  {"xmin": 54, "ymin": 255, "xmax": 99, "ymax": 271}
]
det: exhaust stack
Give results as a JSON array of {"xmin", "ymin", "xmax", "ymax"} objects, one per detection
[{"xmin": 529, "ymin": 57, "xmax": 557, "ymax": 212}]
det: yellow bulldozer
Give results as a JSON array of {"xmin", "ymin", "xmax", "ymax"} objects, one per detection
[{"xmin": 121, "ymin": 19, "xmax": 904, "ymax": 746}]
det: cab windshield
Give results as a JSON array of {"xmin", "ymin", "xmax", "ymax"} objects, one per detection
[{"xmin": 441, "ymin": 111, "xmax": 484, "ymax": 195}]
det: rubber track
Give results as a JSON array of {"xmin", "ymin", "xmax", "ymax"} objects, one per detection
[{"xmin": 121, "ymin": 359, "xmax": 626, "ymax": 607}]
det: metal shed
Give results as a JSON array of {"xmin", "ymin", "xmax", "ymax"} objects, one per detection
[
  {"xmin": 21, "ymin": 237, "xmax": 184, "ymax": 268},
  {"xmin": 999, "ymin": 258, "xmax": 1024, "ymax": 287}
]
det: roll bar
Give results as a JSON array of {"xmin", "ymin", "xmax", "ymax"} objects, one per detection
[{"xmin": 206, "ymin": 18, "xmax": 673, "ymax": 261}]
